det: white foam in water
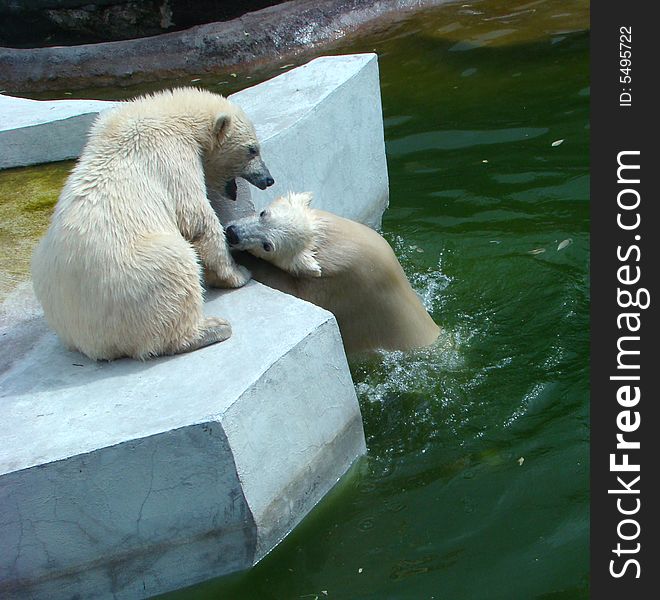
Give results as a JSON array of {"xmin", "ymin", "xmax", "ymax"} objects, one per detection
[
  {"xmin": 354, "ymin": 328, "xmax": 470, "ymax": 404},
  {"xmin": 354, "ymin": 234, "xmax": 473, "ymax": 406},
  {"xmin": 387, "ymin": 233, "xmax": 451, "ymax": 313}
]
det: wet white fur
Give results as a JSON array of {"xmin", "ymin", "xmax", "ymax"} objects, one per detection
[
  {"xmin": 228, "ymin": 192, "xmax": 440, "ymax": 354},
  {"xmin": 32, "ymin": 88, "xmax": 264, "ymax": 360}
]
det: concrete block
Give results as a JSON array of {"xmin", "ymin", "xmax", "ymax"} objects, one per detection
[
  {"xmin": 232, "ymin": 53, "xmax": 389, "ymax": 228},
  {"xmin": 0, "ymin": 95, "xmax": 117, "ymax": 169},
  {"xmin": 0, "ymin": 283, "xmax": 366, "ymax": 599}
]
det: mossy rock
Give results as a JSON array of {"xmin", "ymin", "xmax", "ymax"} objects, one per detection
[{"xmin": 0, "ymin": 161, "xmax": 72, "ymax": 301}]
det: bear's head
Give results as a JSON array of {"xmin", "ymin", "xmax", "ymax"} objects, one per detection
[
  {"xmin": 205, "ymin": 102, "xmax": 274, "ymax": 196},
  {"xmin": 225, "ymin": 192, "xmax": 322, "ymax": 277}
]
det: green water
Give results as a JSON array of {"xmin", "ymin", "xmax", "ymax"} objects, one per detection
[
  {"xmin": 2, "ymin": 0, "xmax": 588, "ymax": 596},
  {"xmin": 157, "ymin": 1, "xmax": 589, "ymax": 598}
]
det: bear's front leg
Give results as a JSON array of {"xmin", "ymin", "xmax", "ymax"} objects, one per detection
[
  {"xmin": 179, "ymin": 196, "xmax": 251, "ymax": 289},
  {"xmin": 195, "ymin": 225, "xmax": 251, "ymax": 288},
  {"xmin": 203, "ymin": 261, "xmax": 251, "ymax": 289}
]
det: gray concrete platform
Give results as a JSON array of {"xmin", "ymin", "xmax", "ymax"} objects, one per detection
[
  {"xmin": 0, "ymin": 283, "xmax": 365, "ymax": 599},
  {"xmin": 0, "ymin": 54, "xmax": 388, "ymax": 598},
  {"xmin": 0, "ymin": 95, "xmax": 116, "ymax": 169}
]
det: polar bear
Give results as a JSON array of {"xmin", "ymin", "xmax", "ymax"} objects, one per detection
[
  {"xmin": 225, "ymin": 192, "xmax": 440, "ymax": 354},
  {"xmin": 32, "ymin": 87, "xmax": 274, "ymax": 360}
]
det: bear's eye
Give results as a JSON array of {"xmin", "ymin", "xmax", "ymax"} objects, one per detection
[
  {"xmin": 248, "ymin": 146, "xmax": 258, "ymax": 157},
  {"xmin": 262, "ymin": 242, "xmax": 273, "ymax": 252},
  {"xmin": 259, "ymin": 210, "xmax": 267, "ymax": 218}
]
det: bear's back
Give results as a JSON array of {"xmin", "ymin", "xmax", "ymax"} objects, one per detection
[{"xmin": 244, "ymin": 210, "xmax": 440, "ymax": 354}]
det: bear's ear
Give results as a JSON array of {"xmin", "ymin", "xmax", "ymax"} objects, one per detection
[
  {"xmin": 214, "ymin": 113, "xmax": 232, "ymax": 143},
  {"xmin": 291, "ymin": 249, "xmax": 322, "ymax": 278},
  {"xmin": 287, "ymin": 191, "xmax": 313, "ymax": 209}
]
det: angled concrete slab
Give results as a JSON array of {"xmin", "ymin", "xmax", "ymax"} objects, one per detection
[
  {"xmin": 0, "ymin": 95, "xmax": 117, "ymax": 169},
  {"xmin": 232, "ymin": 54, "xmax": 389, "ymax": 227},
  {"xmin": 0, "ymin": 283, "xmax": 366, "ymax": 599}
]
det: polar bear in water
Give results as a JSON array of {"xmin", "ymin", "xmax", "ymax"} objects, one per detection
[{"xmin": 225, "ymin": 192, "xmax": 439, "ymax": 354}]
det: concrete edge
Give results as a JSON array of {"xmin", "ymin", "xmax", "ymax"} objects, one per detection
[
  {"xmin": 0, "ymin": 113, "xmax": 98, "ymax": 169},
  {"xmin": 240, "ymin": 53, "xmax": 377, "ymax": 146},
  {"xmin": 255, "ymin": 413, "xmax": 367, "ymax": 563},
  {"xmin": 221, "ymin": 317, "xmax": 366, "ymax": 561},
  {"xmin": 0, "ymin": 422, "xmax": 257, "ymax": 597}
]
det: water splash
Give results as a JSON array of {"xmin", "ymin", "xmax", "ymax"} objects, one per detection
[
  {"xmin": 386, "ymin": 233, "xmax": 452, "ymax": 314},
  {"xmin": 348, "ymin": 235, "xmax": 492, "ymax": 459}
]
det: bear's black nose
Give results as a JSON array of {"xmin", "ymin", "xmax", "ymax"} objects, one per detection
[
  {"xmin": 264, "ymin": 176, "xmax": 275, "ymax": 188},
  {"xmin": 225, "ymin": 225, "xmax": 239, "ymax": 246}
]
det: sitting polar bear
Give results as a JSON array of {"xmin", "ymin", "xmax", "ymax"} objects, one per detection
[
  {"xmin": 225, "ymin": 192, "xmax": 440, "ymax": 354},
  {"xmin": 32, "ymin": 87, "xmax": 274, "ymax": 360}
]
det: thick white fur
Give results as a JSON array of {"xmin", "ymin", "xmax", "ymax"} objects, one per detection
[
  {"xmin": 32, "ymin": 88, "xmax": 265, "ymax": 360},
  {"xmin": 227, "ymin": 192, "xmax": 440, "ymax": 354}
]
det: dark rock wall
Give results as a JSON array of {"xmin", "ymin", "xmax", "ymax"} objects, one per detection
[
  {"xmin": 0, "ymin": 0, "xmax": 455, "ymax": 93},
  {"xmin": 0, "ymin": 0, "xmax": 283, "ymax": 47}
]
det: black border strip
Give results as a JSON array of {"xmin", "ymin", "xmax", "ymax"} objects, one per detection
[{"xmin": 591, "ymin": 4, "xmax": 657, "ymax": 595}]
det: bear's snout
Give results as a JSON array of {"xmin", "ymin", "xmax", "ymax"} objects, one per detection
[
  {"xmin": 225, "ymin": 225, "xmax": 239, "ymax": 246},
  {"xmin": 241, "ymin": 158, "xmax": 275, "ymax": 190},
  {"xmin": 251, "ymin": 174, "xmax": 275, "ymax": 190}
]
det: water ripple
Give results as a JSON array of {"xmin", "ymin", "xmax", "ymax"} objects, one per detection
[{"xmin": 387, "ymin": 127, "xmax": 549, "ymax": 155}]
